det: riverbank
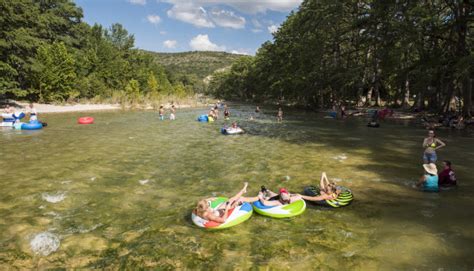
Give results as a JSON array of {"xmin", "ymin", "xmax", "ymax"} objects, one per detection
[{"xmin": 1, "ymin": 98, "xmax": 219, "ymax": 114}]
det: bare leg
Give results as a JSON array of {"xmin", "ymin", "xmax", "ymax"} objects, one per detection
[
  {"xmin": 228, "ymin": 182, "xmax": 248, "ymax": 203},
  {"xmin": 320, "ymin": 172, "xmax": 329, "ymax": 192}
]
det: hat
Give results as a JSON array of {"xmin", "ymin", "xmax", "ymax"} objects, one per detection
[
  {"xmin": 423, "ymin": 163, "xmax": 438, "ymax": 175},
  {"xmin": 279, "ymin": 188, "xmax": 289, "ymax": 194}
]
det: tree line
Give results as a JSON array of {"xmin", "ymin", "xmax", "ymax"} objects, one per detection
[
  {"xmin": 209, "ymin": 0, "xmax": 473, "ymax": 116},
  {"xmin": 0, "ymin": 0, "xmax": 195, "ymax": 104}
]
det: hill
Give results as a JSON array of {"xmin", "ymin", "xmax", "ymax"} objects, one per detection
[{"xmin": 145, "ymin": 51, "xmax": 245, "ymax": 81}]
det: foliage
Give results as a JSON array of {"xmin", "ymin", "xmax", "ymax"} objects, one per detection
[{"xmin": 209, "ymin": 0, "xmax": 473, "ymax": 116}]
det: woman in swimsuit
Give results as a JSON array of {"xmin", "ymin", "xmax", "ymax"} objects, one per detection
[
  {"xmin": 299, "ymin": 172, "xmax": 340, "ymax": 201},
  {"xmin": 193, "ymin": 182, "xmax": 257, "ymax": 223},
  {"xmin": 257, "ymin": 187, "xmax": 302, "ymax": 206},
  {"xmin": 422, "ymin": 130, "xmax": 446, "ymax": 163}
]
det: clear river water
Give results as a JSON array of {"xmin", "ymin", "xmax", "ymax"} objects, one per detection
[{"xmin": 1, "ymin": 105, "xmax": 473, "ymax": 269}]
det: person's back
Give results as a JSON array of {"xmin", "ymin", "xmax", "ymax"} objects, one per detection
[
  {"xmin": 423, "ymin": 174, "xmax": 439, "ymax": 192},
  {"xmin": 438, "ymin": 161, "xmax": 457, "ymax": 187}
]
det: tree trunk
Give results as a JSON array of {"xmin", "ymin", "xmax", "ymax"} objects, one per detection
[{"xmin": 462, "ymin": 77, "xmax": 472, "ymax": 117}]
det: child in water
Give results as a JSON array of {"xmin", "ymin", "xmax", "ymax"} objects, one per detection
[
  {"xmin": 277, "ymin": 107, "xmax": 283, "ymax": 123},
  {"xmin": 159, "ymin": 105, "xmax": 165, "ymax": 120},
  {"xmin": 170, "ymin": 105, "xmax": 176, "ymax": 120},
  {"xmin": 28, "ymin": 103, "xmax": 38, "ymax": 121}
]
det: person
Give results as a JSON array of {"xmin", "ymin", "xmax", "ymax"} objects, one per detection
[
  {"xmin": 3, "ymin": 104, "xmax": 14, "ymax": 114},
  {"xmin": 299, "ymin": 172, "xmax": 340, "ymax": 201},
  {"xmin": 159, "ymin": 105, "xmax": 165, "ymax": 120},
  {"xmin": 208, "ymin": 108, "xmax": 216, "ymax": 120},
  {"xmin": 422, "ymin": 130, "xmax": 446, "ymax": 163},
  {"xmin": 223, "ymin": 106, "xmax": 230, "ymax": 120},
  {"xmin": 257, "ymin": 187, "xmax": 302, "ymax": 206},
  {"xmin": 231, "ymin": 122, "xmax": 238, "ymax": 129},
  {"xmin": 214, "ymin": 106, "xmax": 219, "ymax": 120},
  {"xmin": 193, "ymin": 183, "xmax": 258, "ymax": 223},
  {"xmin": 340, "ymin": 105, "xmax": 347, "ymax": 119},
  {"xmin": 277, "ymin": 107, "xmax": 283, "ymax": 123},
  {"xmin": 28, "ymin": 103, "xmax": 37, "ymax": 121},
  {"xmin": 255, "ymin": 106, "xmax": 260, "ymax": 113},
  {"xmin": 438, "ymin": 160, "xmax": 457, "ymax": 187},
  {"xmin": 416, "ymin": 163, "xmax": 439, "ymax": 192},
  {"xmin": 169, "ymin": 105, "xmax": 176, "ymax": 120}
]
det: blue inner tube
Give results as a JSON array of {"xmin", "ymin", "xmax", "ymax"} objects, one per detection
[
  {"xmin": 197, "ymin": 115, "xmax": 208, "ymax": 122},
  {"xmin": 21, "ymin": 121, "xmax": 43, "ymax": 130},
  {"xmin": 329, "ymin": 112, "xmax": 337, "ymax": 118}
]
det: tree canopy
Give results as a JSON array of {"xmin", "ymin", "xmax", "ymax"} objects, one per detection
[{"xmin": 209, "ymin": 0, "xmax": 473, "ymax": 116}]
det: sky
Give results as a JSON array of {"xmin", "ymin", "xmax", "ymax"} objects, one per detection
[{"xmin": 74, "ymin": 0, "xmax": 302, "ymax": 55}]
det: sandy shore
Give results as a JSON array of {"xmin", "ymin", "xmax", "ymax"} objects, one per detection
[{"xmin": 6, "ymin": 101, "xmax": 205, "ymax": 113}]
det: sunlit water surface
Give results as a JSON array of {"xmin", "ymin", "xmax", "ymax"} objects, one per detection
[{"xmin": 1, "ymin": 105, "xmax": 473, "ymax": 269}]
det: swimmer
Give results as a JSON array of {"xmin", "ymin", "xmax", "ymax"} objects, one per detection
[
  {"xmin": 257, "ymin": 187, "xmax": 302, "ymax": 206},
  {"xmin": 170, "ymin": 105, "xmax": 176, "ymax": 120},
  {"xmin": 224, "ymin": 106, "xmax": 230, "ymax": 119},
  {"xmin": 416, "ymin": 163, "xmax": 439, "ymax": 192},
  {"xmin": 214, "ymin": 106, "xmax": 219, "ymax": 120},
  {"xmin": 193, "ymin": 182, "xmax": 258, "ymax": 223},
  {"xmin": 422, "ymin": 130, "xmax": 446, "ymax": 163},
  {"xmin": 159, "ymin": 105, "xmax": 165, "ymax": 120},
  {"xmin": 28, "ymin": 103, "xmax": 38, "ymax": 121},
  {"xmin": 255, "ymin": 106, "xmax": 260, "ymax": 113},
  {"xmin": 298, "ymin": 172, "xmax": 340, "ymax": 201},
  {"xmin": 438, "ymin": 160, "xmax": 457, "ymax": 187},
  {"xmin": 277, "ymin": 107, "xmax": 283, "ymax": 123}
]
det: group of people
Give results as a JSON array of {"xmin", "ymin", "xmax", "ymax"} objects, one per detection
[
  {"xmin": 1, "ymin": 103, "xmax": 38, "ymax": 124},
  {"xmin": 422, "ymin": 109, "xmax": 470, "ymax": 130},
  {"xmin": 158, "ymin": 105, "xmax": 176, "ymax": 121},
  {"xmin": 194, "ymin": 172, "xmax": 341, "ymax": 223},
  {"xmin": 417, "ymin": 130, "xmax": 457, "ymax": 192}
]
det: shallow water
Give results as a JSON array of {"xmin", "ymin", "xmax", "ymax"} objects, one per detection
[{"xmin": 1, "ymin": 105, "xmax": 473, "ymax": 269}]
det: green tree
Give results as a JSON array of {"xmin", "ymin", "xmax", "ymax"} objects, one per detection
[{"xmin": 33, "ymin": 42, "xmax": 77, "ymax": 102}]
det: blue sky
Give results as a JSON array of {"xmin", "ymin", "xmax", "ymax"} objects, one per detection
[{"xmin": 74, "ymin": 0, "xmax": 302, "ymax": 55}]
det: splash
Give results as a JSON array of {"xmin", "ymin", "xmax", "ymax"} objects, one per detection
[
  {"xmin": 138, "ymin": 179, "xmax": 150, "ymax": 185},
  {"xmin": 30, "ymin": 232, "xmax": 60, "ymax": 256},
  {"xmin": 42, "ymin": 192, "xmax": 66, "ymax": 203},
  {"xmin": 332, "ymin": 154, "xmax": 348, "ymax": 161}
]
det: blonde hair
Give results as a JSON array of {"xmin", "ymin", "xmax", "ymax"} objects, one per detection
[{"xmin": 195, "ymin": 200, "xmax": 208, "ymax": 217}]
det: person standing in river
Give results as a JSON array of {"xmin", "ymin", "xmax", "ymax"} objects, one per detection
[
  {"xmin": 169, "ymin": 105, "xmax": 176, "ymax": 120},
  {"xmin": 277, "ymin": 107, "xmax": 283, "ymax": 123},
  {"xmin": 159, "ymin": 105, "xmax": 165, "ymax": 120},
  {"xmin": 422, "ymin": 130, "xmax": 446, "ymax": 163}
]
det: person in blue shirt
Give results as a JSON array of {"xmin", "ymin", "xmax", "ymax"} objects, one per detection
[{"xmin": 416, "ymin": 163, "xmax": 439, "ymax": 192}]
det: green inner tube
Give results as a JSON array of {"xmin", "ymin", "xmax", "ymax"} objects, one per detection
[{"xmin": 303, "ymin": 185, "xmax": 353, "ymax": 208}]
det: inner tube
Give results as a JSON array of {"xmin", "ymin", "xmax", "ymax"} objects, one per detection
[
  {"xmin": 78, "ymin": 117, "xmax": 94, "ymax": 124},
  {"xmin": 20, "ymin": 121, "xmax": 43, "ymax": 130},
  {"xmin": 252, "ymin": 199, "xmax": 306, "ymax": 218},
  {"xmin": 328, "ymin": 112, "xmax": 337, "ymax": 118},
  {"xmin": 191, "ymin": 197, "xmax": 253, "ymax": 230},
  {"xmin": 303, "ymin": 185, "xmax": 353, "ymax": 208},
  {"xmin": 367, "ymin": 122, "xmax": 380, "ymax": 128},
  {"xmin": 1, "ymin": 113, "xmax": 15, "ymax": 123},
  {"xmin": 197, "ymin": 115, "xmax": 209, "ymax": 122},
  {"xmin": 221, "ymin": 127, "xmax": 244, "ymax": 135}
]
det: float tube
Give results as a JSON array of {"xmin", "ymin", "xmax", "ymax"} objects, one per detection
[
  {"xmin": 197, "ymin": 115, "xmax": 209, "ymax": 122},
  {"xmin": 20, "ymin": 120, "xmax": 43, "ymax": 130},
  {"xmin": 78, "ymin": 117, "xmax": 94, "ymax": 124},
  {"xmin": 221, "ymin": 127, "xmax": 244, "ymax": 135},
  {"xmin": 367, "ymin": 121, "xmax": 380, "ymax": 128},
  {"xmin": 191, "ymin": 197, "xmax": 253, "ymax": 230},
  {"xmin": 303, "ymin": 185, "xmax": 353, "ymax": 208},
  {"xmin": 2, "ymin": 112, "xmax": 26, "ymax": 127},
  {"xmin": 252, "ymin": 199, "xmax": 306, "ymax": 218},
  {"xmin": 328, "ymin": 112, "xmax": 337, "ymax": 118}
]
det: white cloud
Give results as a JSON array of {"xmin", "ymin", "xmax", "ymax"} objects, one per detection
[
  {"xmin": 268, "ymin": 24, "xmax": 278, "ymax": 34},
  {"xmin": 189, "ymin": 34, "xmax": 225, "ymax": 51},
  {"xmin": 147, "ymin": 14, "xmax": 161, "ymax": 24},
  {"xmin": 209, "ymin": 9, "xmax": 245, "ymax": 29},
  {"xmin": 160, "ymin": 31, "xmax": 167, "ymax": 35},
  {"xmin": 128, "ymin": 0, "xmax": 146, "ymax": 5},
  {"xmin": 167, "ymin": 3, "xmax": 215, "ymax": 28},
  {"xmin": 161, "ymin": 0, "xmax": 302, "ymax": 14},
  {"xmin": 251, "ymin": 28, "xmax": 263, "ymax": 33},
  {"xmin": 163, "ymin": 40, "xmax": 177, "ymax": 48}
]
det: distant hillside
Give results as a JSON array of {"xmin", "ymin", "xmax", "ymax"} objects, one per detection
[{"xmin": 145, "ymin": 51, "xmax": 245, "ymax": 81}]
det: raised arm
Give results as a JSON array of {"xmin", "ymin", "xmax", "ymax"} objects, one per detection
[{"xmin": 435, "ymin": 138, "xmax": 446, "ymax": 150}]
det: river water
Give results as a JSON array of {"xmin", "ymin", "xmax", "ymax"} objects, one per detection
[{"xmin": 1, "ymin": 105, "xmax": 473, "ymax": 269}]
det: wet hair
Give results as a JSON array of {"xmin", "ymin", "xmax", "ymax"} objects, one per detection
[{"xmin": 444, "ymin": 160, "xmax": 452, "ymax": 167}]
